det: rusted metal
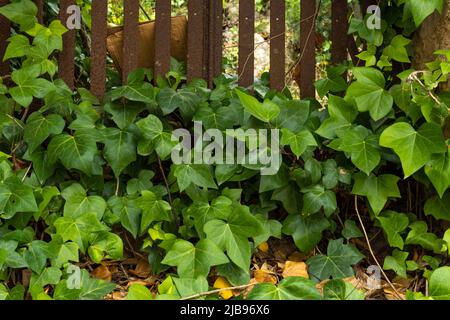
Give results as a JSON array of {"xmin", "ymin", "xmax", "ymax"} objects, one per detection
[
  {"xmin": 155, "ymin": 0, "xmax": 171, "ymax": 78},
  {"xmin": 238, "ymin": 0, "xmax": 255, "ymax": 88},
  {"xmin": 0, "ymin": 0, "xmax": 10, "ymax": 76},
  {"xmin": 207, "ymin": 0, "xmax": 223, "ymax": 87},
  {"xmin": 331, "ymin": 0, "xmax": 348, "ymax": 65},
  {"xmin": 270, "ymin": 0, "xmax": 285, "ymax": 91},
  {"xmin": 90, "ymin": 0, "xmax": 107, "ymax": 99},
  {"xmin": 35, "ymin": 0, "xmax": 43, "ymax": 24},
  {"xmin": 187, "ymin": 0, "xmax": 205, "ymax": 82},
  {"xmin": 59, "ymin": 0, "xmax": 75, "ymax": 89},
  {"xmin": 122, "ymin": 0, "xmax": 139, "ymax": 83},
  {"xmin": 299, "ymin": 0, "xmax": 316, "ymax": 98}
]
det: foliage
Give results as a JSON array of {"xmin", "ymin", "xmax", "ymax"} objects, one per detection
[{"xmin": 0, "ymin": 0, "xmax": 449, "ymax": 301}]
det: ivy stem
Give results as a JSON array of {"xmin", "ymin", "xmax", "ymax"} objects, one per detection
[
  {"xmin": 180, "ymin": 283, "xmax": 254, "ymax": 301},
  {"xmin": 115, "ymin": 176, "xmax": 120, "ymax": 196},
  {"xmin": 156, "ymin": 155, "xmax": 178, "ymax": 229},
  {"xmin": 354, "ymin": 196, "xmax": 404, "ymax": 300}
]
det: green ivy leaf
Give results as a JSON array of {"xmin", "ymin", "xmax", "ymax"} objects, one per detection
[
  {"xmin": 61, "ymin": 183, "xmax": 106, "ymax": 220},
  {"xmin": 108, "ymin": 196, "xmax": 141, "ymax": 238},
  {"xmin": 429, "ymin": 266, "xmax": 450, "ymax": 299},
  {"xmin": 48, "ymin": 132, "xmax": 99, "ymax": 176},
  {"xmin": 248, "ymin": 277, "xmax": 322, "ymax": 300},
  {"xmin": 383, "ymin": 249, "xmax": 413, "ymax": 279},
  {"xmin": 110, "ymin": 82, "xmax": 155, "ymax": 104},
  {"xmin": 136, "ymin": 190, "xmax": 171, "ymax": 232},
  {"xmin": 281, "ymin": 128, "xmax": 317, "ymax": 158},
  {"xmin": 29, "ymin": 267, "xmax": 62, "ymax": 299},
  {"xmin": 306, "ymin": 239, "xmax": 363, "ymax": 281},
  {"xmin": 174, "ymin": 164, "xmax": 217, "ymax": 191},
  {"xmin": 282, "ymin": 214, "xmax": 330, "ymax": 253},
  {"xmin": 271, "ymin": 99, "xmax": 310, "ymax": 132},
  {"xmin": 425, "ymin": 150, "xmax": 450, "ymax": 198},
  {"xmin": 126, "ymin": 284, "xmax": 153, "ymax": 300},
  {"xmin": 346, "ymin": 67, "xmax": 393, "ymax": 121},
  {"xmin": 406, "ymin": 0, "xmax": 444, "ymax": 27},
  {"xmin": 405, "ymin": 221, "xmax": 445, "ymax": 253},
  {"xmin": 162, "ymin": 239, "xmax": 229, "ymax": 278},
  {"xmin": 380, "ymin": 122, "xmax": 446, "ymax": 178},
  {"xmin": 316, "ymin": 95, "xmax": 358, "ymax": 140},
  {"xmin": 382, "ymin": 35, "xmax": 411, "ymax": 63},
  {"xmin": 157, "ymin": 87, "xmax": 199, "ymax": 118},
  {"xmin": 302, "ymin": 185, "xmax": 337, "ymax": 217},
  {"xmin": 352, "ymin": 173, "xmax": 401, "ymax": 215},
  {"xmin": 338, "ymin": 126, "xmax": 380, "ymax": 175},
  {"xmin": 24, "ymin": 240, "xmax": 49, "ymax": 274},
  {"xmin": 377, "ymin": 211, "xmax": 409, "ymax": 249},
  {"xmin": 204, "ymin": 206, "xmax": 263, "ymax": 271},
  {"xmin": 193, "ymin": 105, "xmax": 237, "ymax": 130},
  {"xmin": 4, "ymin": 34, "xmax": 30, "ymax": 60},
  {"xmin": 424, "ymin": 192, "xmax": 450, "ymax": 221},
  {"xmin": 88, "ymin": 232, "xmax": 123, "ymax": 264},
  {"xmin": 342, "ymin": 220, "xmax": 363, "ymax": 240},
  {"xmin": 323, "ymin": 279, "xmax": 365, "ymax": 300},
  {"xmin": 101, "ymin": 127, "xmax": 136, "ymax": 177},
  {"xmin": 0, "ymin": 0, "xmax": 37, "ymax": 32},
  {"xmin": 0, "ymin": 175, "xmax": 38, "ymax": 219},
  {"xmin": 47, "ymin": 236, "xmax": 79, "ymax": 268},
  {"xmin": 104, "ymin": 101, "xmax": 145, "ymax": 130},
  {"xmin": 236, "ymin": 89, "xmax": 280, "ymax": 123}
]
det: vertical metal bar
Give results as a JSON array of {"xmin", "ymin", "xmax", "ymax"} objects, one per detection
[
  {"xmin": 122, "ymin": 0, "xmax": 139, "ymax": 83},
  {"xmin": 238, "ymin": 0, "xmax": 255, "ymax": 87},
  {"xmin": 270, "ymin": 0, "xmax": 285, "ymax": 91},
  {"xmin": 207, "ymin": 0, "xmax": 223, "ymax": 87},
  {"xmin": 331, "ymin": 0, "xmax": 348, "ymax": 65},
  {"xmin": 90, "ymin": 0, "xmax": 107, "ymax": 100},
  {"xmin": 0, "ymin": 0, "xmax": 10, "ymax": 76},
  {"xmin": 187, "ymin": 0, "xmax": 205, "ymax": 82},
  {"xmin": 155, "ymin": 0, "xmax": 171, "ymax": 78},
  {"xmin": 35, "ymin": 0, "xmax": 44, "ymax": 24},
  {"xmin": 59, "ymin": 0, "xmax": 75, "ymax": 89},
  {"xmin": 299, "ymin": 0, "xmax": 316, "ymax": 98}
]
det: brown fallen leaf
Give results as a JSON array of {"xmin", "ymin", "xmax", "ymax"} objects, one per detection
[
  {"xmin": 254, "ymin": 270, "xmax": 277, "ymax": 284},
  {"xmin": 91, "ymin": 265, "xmax": 112, "ymax": 281},
  {"xmin": 257, "ymin": 242, "xmax": 269, "ymax": 253},
  {"xmin": 282, "ymin": 261, "xmax": 309, "ymax": 279},
  {"xmin": 287, "ymin": 251, "xmax": 307, "ymax": 262},
  {"xmin": 128, "ymin": 259, "xmax": 151, "ymax": 278}
]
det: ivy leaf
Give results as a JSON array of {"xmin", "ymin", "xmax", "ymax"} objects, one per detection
[
  {"xmin": 4, "ymin": 34, "xmax": 30, "ymax": 60},
  {"xmin": 0, "ymin": 175, "xmax": 38, "ymax": 219},
  {"xmin": 104, "ymin": 101, "xmax": 145, "ymax": 130},
  {"xmin": 342, "ymin": 220, "xmax": 363, "ymax": 240},
  {"xmin": 429, "ymin": 267, "xmax": 450, "ymax": 299},
  {"xmin": 425, "ymin": 150, "xmax": 450, "ymax": 198},
  {"xmin": 406, "ymin": 0, "xmax": 444, "ymax": 27},
  {"xmin": 281, "ymin": 128, "xmax": 317, "ymax": 158},
  {"xmin": 236, "ymin": 89, "xmax": 280, "ymax": 123},
  {"xmin": 54, "ymin": 212, "xmax": 108, "ymax": 252},
  {"xmin": 174, "ymin": 164, "xmax": 217, "ymax": 191},
  {"xmin": 271, "ymin": 99, "xmax": 310, "ymax": 132},
  {"xmin": 108, "ymin": 196, "xmax": 141, "ymax": 238},
  {"xmin": 405, "ymin": 221, "xmax": 445, "ymax": 253},
  {"xmin": 110, "ymin": 82, "xmax": 155, "ymax": 104},
  {"xmin": 0, "ymin": 241, "xmax": 27, "ymax": 269},
  {"xmin": 424, "ymin": 192, "xmax": 450, "ymax": 221},
  {"xmin": 382, "ymin": 35, "xmax": 411, "ymax": 63},
  {"xmin": 380, "ymin": 122, "xmax": 446, "ymax": 178},
  {"xmin": 48, "ymin": 132, "xmax": 99, "ymax": 176},
  {"xmin": 28, "ymin": 267, "xmax": 62, "ymax": 299},
  {"xmin": 314, "ymin": 66, "xmax": 347, "ymax": 98},
  {"xmin": 136, "ymin": 190, "xmax": 171, "ymax": 232},
  {"xmin": 61, "ymin": 183, "xmax": 106, "ymax": 220},
  {"xmin": 204, "ymin": 206, "xmax": 263, "ymax": 271},
  {"xmin": 346, "ymin": 67, "xmax": 393, "ymax": 121},
  {"xmin": 338, "ymin": 126, "xmax": 380, "ymax": 175},
  {"xmin": 126, "ymin": 284, "xmax": 153, "ymax": 300},
  {"xmin": 88, "ymin": 232, "xmax": 123, "ymax": 264},
  {"xmin": 157, "ymin": 87, "xmax": 199, "ymax": 118},
  {"xmin": 185, "ymin": 195, "xmax": 232, "ymax": 237},
  {"xmin": 323, "ymin": 279, "xmax": 365, "ymax": 300},
  {"xmin": 253, "ymin": 214, "xmax": 282, "ymax": 246},
  {"xmin": 162, "ymin": 239, "xmax": 229, "ymax": 278},
  {"xmin": 316, "ymin": 95, "xmax": 357, "ymax": 139},
  {"xmin": 24, "ymin": 240, "xmax": 49, "ymax": 274},
  {"xmin": 47, "ymin": 236, "xmax": 79, "ymax": 268},
  {"xmin": 0, "ymin": 0, "xmax": 37, "ymax": 32},
  {"xmin": 77, "ymin": 269, "xmax": 115, "ymax": 300},
  {"xmin": 377, "ymin": 211, "xmax": 409, "ymax": 249},
  {"xmin": 352, "ymin": 173, "xmax": 401, "ymax": 215},
  {"xmin": 173, "ymin": 277, "xmax": 209, "ymax": 298},
  {"xmin": 282, "ymin": 214, "xmax": 330, "ymax": 253},
  {"xmin": 302, "ymin": 185, "xmax": 337, "ymax": 217},
  {"xmin": 193, "ymin": 105, "xmax": 237, "ymax": 130},
  {"xmin": 306, "ymin": 239, "xmax": 363, "ymax": 281},
  {"xmin": 136, "ymin": 114, "xmax": 177, "ymax": 159},
  {"xmin": 248, "ymin": 277, "xmax": 322, "ymax": 300},
  {"xmin": 383, "ymin": 249, "xmax": 410, "ymax": 279},
  {"xmin": 101, "ymin": 127, "xmax": 136, "ymax": 177}
]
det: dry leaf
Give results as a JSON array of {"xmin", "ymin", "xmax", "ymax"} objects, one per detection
[
  {"xmin": 213, "ymin": 277, "xmax": 233, "ymax": 300},
  {"xmin": 257, "ymin": 242, "xmax": 269, "ymax": 253},
  {"xmin": 254, "ymin": 269, "xmax": 277, "ymax": 284},
  {"xmin": 282, "ymin": 261, "xmax": 308, "ymax": 279},
  {"xmin": 91, "ymin": 265, "xmax": 112, "ymax": 281},
  {"xmin": 129, "ymin": 259, "xmax": 151, "ymax": 278}
]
